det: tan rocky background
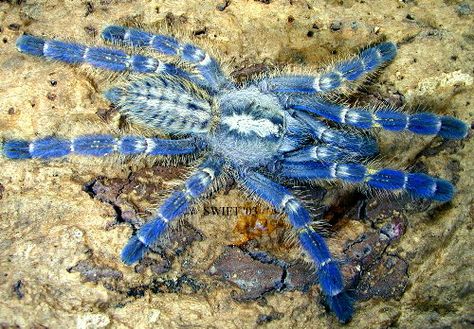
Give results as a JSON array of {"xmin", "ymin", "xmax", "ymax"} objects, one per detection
[{"xmin": 0, "ymin": 0, "xmax": 473, "ymax": 328}]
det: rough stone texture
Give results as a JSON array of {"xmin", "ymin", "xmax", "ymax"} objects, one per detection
[{"xmin": 0, "ymin": 0, "xmax": 473, "ymax": 328}]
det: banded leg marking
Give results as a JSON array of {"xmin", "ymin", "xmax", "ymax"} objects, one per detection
[
  {"xmin": 292, "ymin": 111, "xmax": 379, "ymax": 157},
  {"xmin": 280, "ymin": 160, "xmax": 455, "ymax": 202},
  {"xmin": 121, "ymin": 157, "xmax": 223, "ymax": 265},
  {"xmin": 239, "ymin": 171, "xmax": 353, "ymax": 323},
  {"xmin": 2, "ymin": 135, "xmax": 202, "ymax": 159},
  {"xmin": 101, "ymin": 26, "xmax": 231, "ymax": 92},
  {"xmin": 16, "ymin": 35, "xmax": 199, "ymax": 82},
  {"xmin": 259, "ymin": 42, "xmax": 397, "ymax": 94},
  {"xmin": 287, "ymin": 96, "xmax": 468, "ymax": 140}
]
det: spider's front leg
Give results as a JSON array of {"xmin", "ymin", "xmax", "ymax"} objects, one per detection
[
  {"xmin": 1, "ymin": 135, "xmax": 201, "ymax": 159},
  {"xmin": 121, "ymin": 157, "xmax": 223, "ymax": 265},
  {"xmin": 101, "ymin": 25, "xmax": 233, "ymax": 93},
  {"xmin": 258, "ymin": 42, "xmax": 396, "ymax": 93},
  {"xmin": 239, "ymin": 170, "xmax": 353, "ymax": 323},
  {"xmin": 15, "ymin": 35, "xmax": 207, "ymax": 89}
]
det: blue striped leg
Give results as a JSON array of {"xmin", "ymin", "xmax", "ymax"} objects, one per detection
[
  {"xmin": 121, "ymin": 157, "xmax": 223, "ymax": 265},
  {"xmin": 291, "ymin": 111, "xmax": 378, "ymax": 157},
  {"xmin": 101, "ymin": 26, "xmax": 231, "ymax": 93},
  {"xmin": 2, "ymin": 135, "xmax": 202, "ymax": 159},
  {"xmin": 280, "ymin": 160, "xmax": 455, "ymax": 202},
  {"xmin": 286, "ymin": 96, "xmax": 469, "ymax": 140},
  {"xmin": 16, "ymin": 35, "xmax": 204, "ymax": 86},
  {"xmin": 240, "ymin": 171, "xmax": 353, "ymax": 323},
  {"xmin": 259, "ymin": 42, "xmax": 397, "ymax": 93},
  {"xmin": 284, "ymin": 144, "xmax": 358, "ymax": 163}
]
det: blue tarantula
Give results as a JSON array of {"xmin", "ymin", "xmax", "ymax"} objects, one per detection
[{"xmin": 4, "ymin": 25, "xmax": 468, "ymax": 322}]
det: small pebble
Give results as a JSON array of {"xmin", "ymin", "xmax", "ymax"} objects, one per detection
[
  {"xmin": 457, "ymin": 3, "xmax": 472, "ymax": 16},
  {"xmin": 84, "ymin": 25, "xmax": 97, "ymax": 37},
  {"xmin": 330, "ymin": 21, "xmax": 342, "ymax": 31},
  {"xmin": 12, "ymin": 280, "xmax": 24, "ymax": 299},
  {"xmin": 7, "ymin": 23, "xmax": 20, "ymax": 31},
  {"xmin": 216, "ymin": 0, "xmax": 230, "ymax": 11},
  {"xmin": 46, "ymin": 92, "xmax": 57, "ymax": 101}
]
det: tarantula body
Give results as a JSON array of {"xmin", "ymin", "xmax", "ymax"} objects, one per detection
[{"xmin": 4, "ymin": 25, "xmax": 468, "ymax": 323}]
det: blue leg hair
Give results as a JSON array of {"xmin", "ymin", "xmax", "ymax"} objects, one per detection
[
  {"xmin": 284, "ymin": 144, "xmax": 358, "ymax": 162},
  {"xmin": 101, "ymin": 25, "xmax": 231, "ymax": 92},
  {"xmin": 259, "ymin": 42, "xmax": 397, "ymax": 93},
  {"xmin": 286, "ymin": 96, "xmax": 468, "ymax": 139},
  {"xmin": 121, "ymin": 157, "xmax": 223, "ymax": 265},
  {"xmin": 292, "ymin": 111, "xmax": 379, "ymax": 157},
  {"xmin": 279, "ymin": 160, "xmax": 455, "ymax": 202},
  {"xmin": 240, "ymin": 171, "xmax": 353, "ymax": 322},
  {"xmin": 16, "ymin": 35, "xmax": 201, "ymax": 84},
  {"xmin": 2, "ymin": 135, "xmax": 202, "ymax": 159}
]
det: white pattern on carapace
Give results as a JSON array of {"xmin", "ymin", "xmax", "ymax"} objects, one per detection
[{"xmin": 222, "ymin": 113, "xmax": 280, "ymax": 138}]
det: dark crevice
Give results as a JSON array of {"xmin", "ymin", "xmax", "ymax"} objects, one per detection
[{"xmin": 82, "ymin": 171, "xmax": 134, "ymax": 224}]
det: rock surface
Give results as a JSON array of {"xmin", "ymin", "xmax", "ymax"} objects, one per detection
[{"xmin": 0, "ymin": 0, "xmax": 473, "ymax": 328}]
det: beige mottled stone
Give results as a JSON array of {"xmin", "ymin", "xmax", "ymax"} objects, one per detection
[{"xmin": 0, "ymin": 1, "xmax": 472, "ymax": 328}]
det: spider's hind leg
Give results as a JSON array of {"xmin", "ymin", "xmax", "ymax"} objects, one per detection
[
  {"xmin": 279, "ymin": 160, "xmax": 455, "ymax": 202},
  {"xmin": 239, "ymin": 171, "xmax": 353, "ymax": 323}
]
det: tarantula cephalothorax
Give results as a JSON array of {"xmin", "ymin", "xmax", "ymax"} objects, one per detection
[{"xmin": 4, "ymin": 25, "xmax": 468, "ymax": 322}]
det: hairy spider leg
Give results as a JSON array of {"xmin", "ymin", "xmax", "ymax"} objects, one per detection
[
  {"xmin": 101, "ymin": 25, "xmax": 232, "ymax": 93},
  {"xmin": 283, "ymin": 144, "xmax": 360, "ymax": 162},
  {"xmin": 1, "ymin": 135, "xmax": 202, "ymax": 159},
  {"xmin": 279, "ymin": 160, "xmax": 454, "ymax": 202},
  {"xmin": 258, "ymin": 42, "xmax": 397, "ymax": 93},
  {"xmin": 286, "ymin": 96, "xmax": 469, "ymax": 140},
  {"xmin": 121, "ymin": 157, "xmax": 223, "ymax": 265},
  {"xmin": 291, "ymin": 111, "xmax": 378, "ymax": 157},
  {"xmin": 15, "ymin": 35, "xmax": 207, "ymax": 88},
  {"xmin": 278, "ymin": 111, "xmax": 312, "ymax": 152},
  {"xmin": 240, "ymin": 171, "xmax": 353, "ymax": 323}
]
